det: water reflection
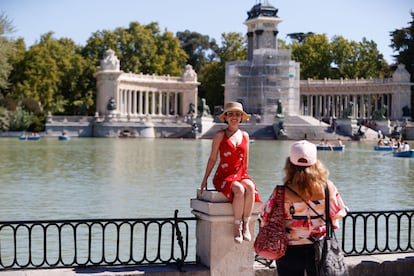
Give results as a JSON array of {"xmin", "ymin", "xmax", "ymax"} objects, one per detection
[{"xmin": 0, "ymin": 138, "xmax": 413, "ymax": 221}]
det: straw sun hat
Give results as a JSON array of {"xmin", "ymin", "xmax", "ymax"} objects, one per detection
[{"xmin": 217, "ymin": 102, "xmax": 251, "ymax": 122}]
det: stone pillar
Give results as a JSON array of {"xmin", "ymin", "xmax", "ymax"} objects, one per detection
[{"xmin": 191, "ymin": 189, "xmax": 263, "ymax": 276}]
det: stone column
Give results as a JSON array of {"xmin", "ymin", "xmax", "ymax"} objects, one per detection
[
  {"xmin": 139, "ymin": 91, "xmax": 143, "ymax": 115},
  {"xmin": 152, "ymin": 91, "xmax": 156, "ymax": 115},
  {"xmin": 166, "ymin": 92, "xmax": 170, "ymax": 116},
  {"xmin": 145, "ymin": 91, "xmax": 149, "ymax": 115},
  {"xmin": 191, "ymin": 189, "xmax": 263, "ymax": 276}
]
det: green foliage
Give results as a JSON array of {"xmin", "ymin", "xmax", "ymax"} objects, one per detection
[
  {"xmin": 83, "ymin": 22, "xmax": 188, "ymax": 76},
  {"xmin": 292, "ymin": 34, "xmax": 332, "ymax": 79},
  {"xmin": 390, "ymin": 11, "xmax": 414, "ymax": 117},
  {"xmin": 287, "ymin": 32, "xmax": 315, "ymax": 43},
  {"xmin": 292, "ymin": 34, "xmax": 389, "ymax": 79},
  {"xmin": 214, "ymin": 32, "xmax": 247, "ymax": 62},
  {"xmin": 390, "ymin": 12, "xmax": 414, "ymax": 82},
  {"xmin": 0, "ymin": 12, "xmax": 15, "ymax": 90},
  {"xmin": 28, "ymin": 114, "xmax": 45, "ymax": 132},
  {"xmin": 199, "ymin": 61, "xmax": 224, "ymax": 109},
  {"xmin": 199, "ymin": 32, "xmax": 247, "ymax": 109},
  {"xmin": 8, "ymin": 106, "xmax": 32, "ymax": 131},
  {"xmin": 177, "ymin": 30, "xmax": 217, "ymax": 73},
  {"xmin": 0, "ymin": 106, "xmax": 9, "ymax": 130},
  {"xmin": 8, "ymin": 33, "xmax": 95, "ymax": 115}
]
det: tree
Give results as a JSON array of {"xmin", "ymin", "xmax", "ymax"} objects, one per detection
[
  {"xmin": 199, "ymin": 32, "xmax": 247, "ymax": 109},
  {"xmin": 11, "ymin": 33, "xmax": 60, "ymax": 112},
  {"xmin": 331, "ymin": 36, "xmax": 389, "ymax": 79},
  {"xmin": 8, "ymin": 32, "xmax": 95, "ymax": 116},
  {"xmin": 390, "ymin": 11, "xmax": 414, "ymax": 118},
  {"xmin": 83, "ymin": 22, "xmax": 188, "ymax": 76},
  {"xmin": 286, "ymin": 32, "xmax": 315, "ymax": 43},
  {"xmin": 8, "ymin": 106, "xmax": 32, "ymax": 131},
  {"xmin": 390, "ymin": 12, "xmax": 414, "ymax": 80},
  {"xmin": 176, "ymin": 30, "xmax": 217, "ymax": 73},
  {"xmin": 292, "ymin": 33, "xmax": 389, "ymax": 80},
  {"xmin": 291, "ymin": 34, "xmax": 332, "ymax": 79},
  {"xmin": 353, "ymin": 38, "xmax": 389, "ymax": 78},
  {"xmin": 0, "ymin": 12, "xmax": 15, "ymax": 90}
]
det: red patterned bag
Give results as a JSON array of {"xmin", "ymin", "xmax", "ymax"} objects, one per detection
[{"xmin": 254, "ymin": 185, "xmax": 288, "ymax": 260}]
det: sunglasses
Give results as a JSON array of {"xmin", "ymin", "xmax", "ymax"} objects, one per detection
[{"xmin": 226, "ymin": 111, "xmax": 242, "ymax": 117}]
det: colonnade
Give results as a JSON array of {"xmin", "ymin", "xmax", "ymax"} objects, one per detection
[
  {"xmin": 94, "ymin": 50, "xmax": 199, "ymax": 121},
  {"xmin": 116, "ymin": 89, "xmax": 182, "ymax": 117},
  {"xmin": 301, "ymin": 93, "xmax": 393, "ymax": 120}
]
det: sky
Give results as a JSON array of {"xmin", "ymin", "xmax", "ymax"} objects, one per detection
[{"xmin": 1, "ymin": 0, "xmax": 413, "ymax": 64}]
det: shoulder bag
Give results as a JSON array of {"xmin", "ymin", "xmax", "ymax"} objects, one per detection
[
  {"xmin": 286, "ymin": 185, "xmax": 348, "ymax": 276},
  {"xmin": 254, "ymin": 185, "xmax": 288, "ymax": 260},
  {"xmin": 315, "ymin": 186, "xmax": 348, "ymax": 276}
]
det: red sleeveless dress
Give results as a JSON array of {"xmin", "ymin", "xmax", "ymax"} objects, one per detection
[{"xmin": 212, "ymin": 131, "xmax": 261, "ymax": 203}]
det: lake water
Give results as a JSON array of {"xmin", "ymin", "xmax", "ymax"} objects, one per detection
[{"xmin": 0, "ymin": 137, "xmax": 413, "ymax": 222}]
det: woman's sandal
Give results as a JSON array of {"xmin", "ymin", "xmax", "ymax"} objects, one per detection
[
  {"xmin": 242, "ymin": 217, "xmax": 252, "ymax": 241},
  {"xmin": 234, "ymin": 219, "xmax": 243, "ymax": 243}
]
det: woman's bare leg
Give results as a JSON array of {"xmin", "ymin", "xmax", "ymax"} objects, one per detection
[
  {"xmin": 232, "ymin": 182, "xmax": 245, "ymax": 243},
  {"xmin": 241, "ymin": 179, "xmax": 255, "ymax": 241}
]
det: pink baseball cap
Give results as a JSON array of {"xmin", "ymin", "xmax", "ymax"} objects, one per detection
[{"xmin": 290, "ymin": 140, "xmax": 317, "ymax": 166}]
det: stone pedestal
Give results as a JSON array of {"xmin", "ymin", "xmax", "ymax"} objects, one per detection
[{"xmin": 191, "ymin": 189, "xmax": 263, "ymax": 276}]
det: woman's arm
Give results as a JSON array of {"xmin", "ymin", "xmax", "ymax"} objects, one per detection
[
  {"xmin": 200, "ymin": 131, "xmax": 224, "ymax": 192},
  {"xmin": 243, "ymin": 131, "xmax": 250, "ymax": 170}
]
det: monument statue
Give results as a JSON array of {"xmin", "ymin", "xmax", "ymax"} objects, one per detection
[
  {"xmin": 107, "ymin": 97, "xmax": 116, "ymax": 111},
  {"xmin": 182, "ymin": 64, "xmax": 197, "ymax": 82},
  {"xmin": 188, "ymin": 103, "xmax": 195, "ymax": 114},
  {"xmin": 100, "ymin": 49, "xmax": 120, "ymax": 71},
  {"xmin": 343, "ymin": 101, "xmax": 354, "ymax": 118},
  {"xmin": 198, "ymin": 98, "xmax": 211, "ymax": 117},
  {"xmin": 276, "ymin": 99, "xmax": 284, "ymax": 118},
  {"xmin": 402, "ymin": 105, "xmax": 411, "ymax": 117},
  {"xmin": 372, "ymin": 104, "xmax": 387, "ymax": 120}
]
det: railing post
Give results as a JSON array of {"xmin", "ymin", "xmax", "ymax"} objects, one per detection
[{"xmin": 191, "ymin": 189, "xmax": 263, "ymax": 276}]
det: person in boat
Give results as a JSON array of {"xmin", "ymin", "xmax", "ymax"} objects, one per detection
[
  {"xmin": 395, "ymin": 139, "xmax": 404, "ymax": 152},
  {"xmin": 200, "ymin": 102, "xmax": 261, "ymax": 243},
  {"xmin": 260, "ymin": 140, "xmax": 348, "ymax": 276},
  {"xmin": 318, "ymin": 138, "xmax": 333, "ymax": 150},
  {"xmin": 402, "ymin": 141, "xmax": 410, "ymax": 152},
  {"xmin": 377, "ymin": 139, "xmax": 385, "ymax": 146},
  {"xmin": 336, "ymin": 138, "xmax": 343, "ymax": 146}
]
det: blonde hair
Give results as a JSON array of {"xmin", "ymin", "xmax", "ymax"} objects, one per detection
[{"xmin": 283, "ymin": 157, "xmax": 329, "ymax": 199}]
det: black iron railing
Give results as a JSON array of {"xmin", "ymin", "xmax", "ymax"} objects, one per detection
[
  {"xmin": 255, "ymin": 209, "xmax": 414, "ymax": 267},
  {"xmin": 340, "ymin": 210, "xmax": 414, "ymax": 256},
  {"xmin": 1, "ymin": 209, "xmax": 413, "ymax": 270},
  {"xmin": 0, "ymin": 210, "xmax": 196, "ymax": 270}
]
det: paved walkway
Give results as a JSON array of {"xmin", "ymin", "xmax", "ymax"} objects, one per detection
[{"xmin": 0, "ymin": 254, "xmax": 413, "ymax": 276}]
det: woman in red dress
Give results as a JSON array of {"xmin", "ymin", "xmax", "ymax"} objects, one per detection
[{"xmin": 200, "ymin": 102, "xmax": 261, "ymax": 243}]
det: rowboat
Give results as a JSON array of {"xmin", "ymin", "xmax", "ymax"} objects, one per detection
[
  {"xmin": 58, "ymin": 135, "xmax": 71, "ymax": 141},
  {"xmin": 374, "ymin": 145, "xmax": 397, "ymax": 151},
  {"xmin": 19, "ymin": 134, "xmax": 40, "ymax": 141},
  {"xmin": 316, "ymin": 145, "xmax": 345, "ymax": 151},
  {"xmin": 393, "ymin": 150, "xmax": 414, "ymax": 158}
]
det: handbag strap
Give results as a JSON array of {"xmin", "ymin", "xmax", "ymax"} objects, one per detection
[
  {"xmin": 275, "ymin": 185, "xmax": 285, "ymax": 216},
  {"xmin": 325, "ymin": 185, "xmax": 333, "ymax": 238},
  {"xmin": 285, "ymin": 185, "xmax": 324, "ymax": 221},
  {"xmin": 286, "ymin": 184, "xmax": 335, "ymax": 238}
]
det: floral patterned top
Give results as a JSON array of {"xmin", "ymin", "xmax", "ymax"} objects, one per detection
[{"xmin": 261, "ymin": 181, "xmax": 347, "ymax": 245}]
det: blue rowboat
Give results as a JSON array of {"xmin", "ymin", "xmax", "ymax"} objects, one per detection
[
  {"xmin": 374, "ymin": 146, "xmax": 397, "ymax": 151},
  {"xmin": 316, "ymin": 145, "xmax": 345, "ymax": 151},
  {"xmin": 393, "ymin": 150, "xmax": 414, "ymax": 158},
  {"xmin": 58, "ymin": 135, "xmax": 71, "ymax": 141},
  {"xmin": 19, "ymin": 134, "xmax": 40, "ymax": 141}
]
